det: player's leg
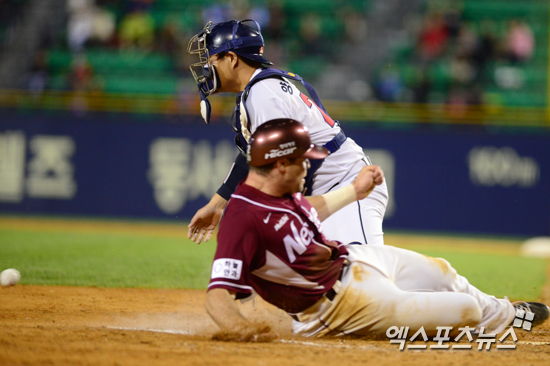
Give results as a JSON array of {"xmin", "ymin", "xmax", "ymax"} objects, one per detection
[
  {"xmin": 346, "ymin": 245, "xmax": 515, "ymax": 334},
  {"xmin": 321, "ymin": 181, "xmax": 388, "ymax": 245},
  {"xmin": 292, "ymin": 261, "xmax": 482, "ymax": 337}
]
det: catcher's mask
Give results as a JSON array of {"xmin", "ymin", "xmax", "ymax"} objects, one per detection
[{"xmin": 187, "ymin": 19, "xmax": 272, "ymax": 97}]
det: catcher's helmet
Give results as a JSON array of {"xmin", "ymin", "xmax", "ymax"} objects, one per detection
[
  {"xmin": 247, "ymin": 119, "xmax": 329, "ymax": 167},
  {"xmin": 188, "ymin": 19, "xmax": 273, "ymax": 96}
]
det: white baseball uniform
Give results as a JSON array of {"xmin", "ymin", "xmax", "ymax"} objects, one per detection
[
  {"xmin": 245, "ymin": 69, "xmax": 389, "ymax": 245},
  {"xmin": 292, "ymin": 244, "xmax": 515, "ymax": 337}
]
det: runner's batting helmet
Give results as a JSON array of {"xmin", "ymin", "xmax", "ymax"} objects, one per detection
[
  {"xmin": 188, "ymin": 19, "xmax": 273, "ymax": 96},
  {"xmin": 247, "ymin": 119, "xmax": 329, "ymax": 167}
]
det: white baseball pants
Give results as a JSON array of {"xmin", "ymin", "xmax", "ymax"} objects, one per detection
[
  {"xmin": 321, "ymin": 177, "xmax": 388, "ymax": 246},
  {"xmin": 292, "ymin": 244, "xmax": 515, "ymax": 337}
]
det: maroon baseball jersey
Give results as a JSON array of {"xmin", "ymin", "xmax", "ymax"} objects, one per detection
[{"xmin": 208, "ymin": 182, "xmax": 348, "ymax": 313}]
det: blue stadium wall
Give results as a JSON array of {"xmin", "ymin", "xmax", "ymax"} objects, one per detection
[{"xmin": 1, "ymin": 110, "xmax": 549, "ymax": 237}]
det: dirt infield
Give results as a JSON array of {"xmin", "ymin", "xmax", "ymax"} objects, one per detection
[
  {"xmin": 1, "ymin": 280, "xmax": 550, "ymax": 366},
  {"xmin": 1, "ymin": 217, "xmax": 550, "ymax": 365}
]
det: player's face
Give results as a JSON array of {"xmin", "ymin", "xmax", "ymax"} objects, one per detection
[
  {"xmin": 286, "ymin": 158, "xmax": 310, "ymax": 193},
  {"xmin": 207, "ymin": 54, "xmax": 225, "ymax": 92},
  {"xmin": 209, "ymin": 53, "xmax": 236, "ymax": 93}
]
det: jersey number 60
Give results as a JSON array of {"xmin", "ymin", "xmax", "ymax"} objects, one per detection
[{"xmin": 299, "ymin": 92, "xmax": 336, "ymax": 127}]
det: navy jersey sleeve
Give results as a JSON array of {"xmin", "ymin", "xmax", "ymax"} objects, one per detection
[{"xmin": 216, "ymin": 153, "xmax": 249, "ymax": 200}]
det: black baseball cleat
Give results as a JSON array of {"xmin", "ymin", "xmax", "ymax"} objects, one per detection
[{"xmin": 512, "ymin": 302, "xmax": 550, "ymax": 328}]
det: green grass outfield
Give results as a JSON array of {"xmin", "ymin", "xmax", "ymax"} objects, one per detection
[{"xmin": 0, "ymin": 216, "xmax": 547, "ymax": 301}]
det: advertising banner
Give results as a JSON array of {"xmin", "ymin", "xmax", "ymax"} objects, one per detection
[{"xmin": 1, "ymin": 111, "xmax": 548, "ymax": 236}]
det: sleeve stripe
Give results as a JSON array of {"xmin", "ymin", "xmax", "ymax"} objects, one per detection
[
  {"xmin": 223, "ymin": 163, "xmax": 236, "ymax": 184},
  {"xmin": 208, "ymin": 281, "xmax": 254, "ymax": 291}
]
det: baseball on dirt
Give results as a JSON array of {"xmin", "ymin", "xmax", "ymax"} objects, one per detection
[{"xmin": 1, "ymin": 268, "xmax": 21, "ymax": 286}]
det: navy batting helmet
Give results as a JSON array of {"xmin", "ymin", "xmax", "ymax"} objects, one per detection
[
  {"xmin": 247, "ymin": 119, "xmax": 329, "ymax": 167},
  {"xmin": 188, "ymin": 19, "xmax": 273, "ymax": 96}
]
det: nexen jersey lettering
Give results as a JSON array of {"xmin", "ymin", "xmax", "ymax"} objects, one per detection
[
  {"xmin": 208, "ymin": 182, "xmax": 348, "ymax": 313},
  {"xmin": 245, "ymin": 69, "xmax": 367, "ymax": 195}
]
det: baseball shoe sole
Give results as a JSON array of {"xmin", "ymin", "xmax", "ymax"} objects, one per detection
[{"xmin": 512, "ymin": 301, "xmax": 550, "ymax": 328}]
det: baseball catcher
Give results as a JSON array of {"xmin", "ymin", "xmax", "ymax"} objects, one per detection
[{"xmin": 187, "ymin": 19, "xmax": 388, "ymax": 246}]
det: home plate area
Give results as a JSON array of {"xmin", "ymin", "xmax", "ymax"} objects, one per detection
[{"xmin": 1, "ymin": 285, "xmax": 550, "ymax": 366}]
